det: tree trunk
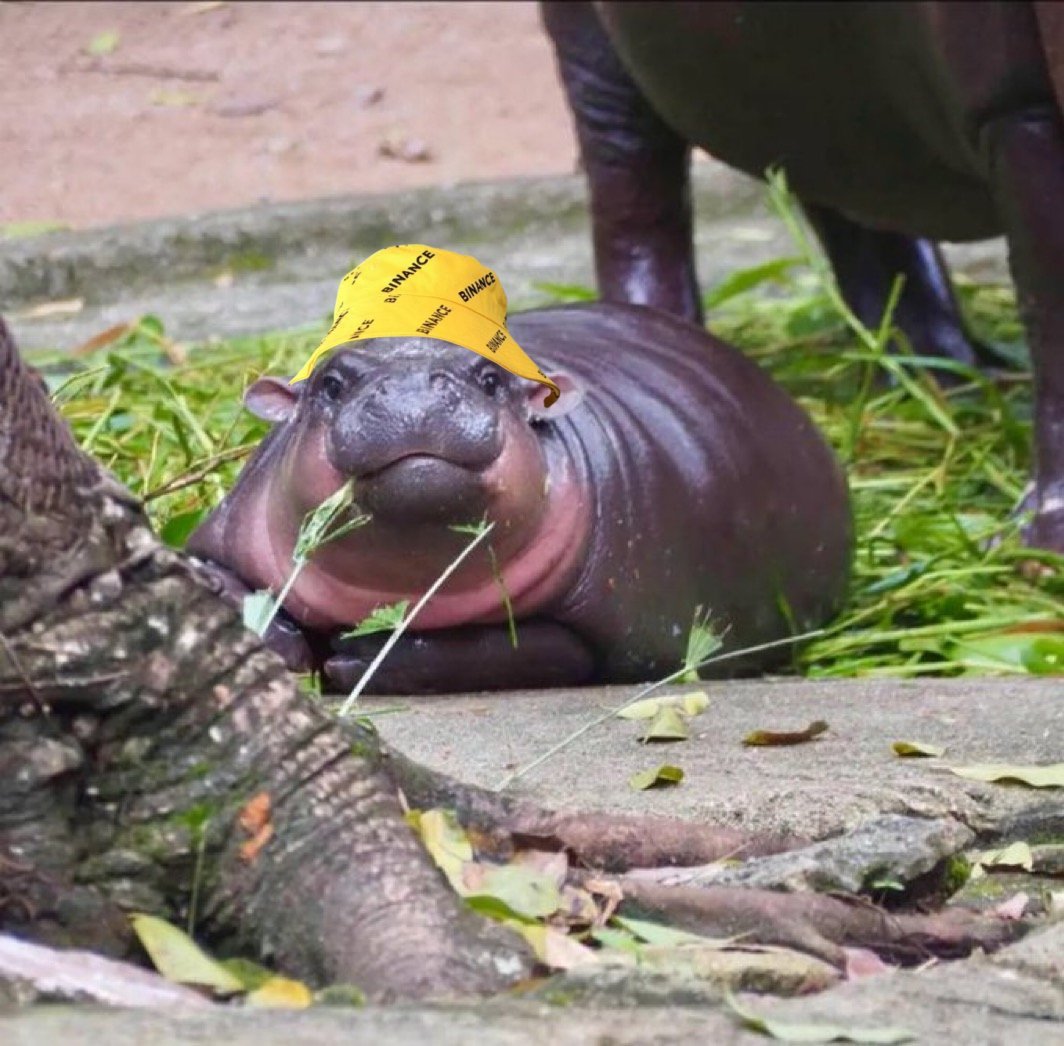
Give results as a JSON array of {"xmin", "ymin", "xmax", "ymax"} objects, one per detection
[{"xmin": 0, "ymin": 318, "xmax": 528, "ymax": 999}]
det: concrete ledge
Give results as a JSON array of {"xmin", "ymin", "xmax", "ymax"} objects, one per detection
[{"xmin": 2, "ymin": 163, "xmax": 1010, "ymax": 351}]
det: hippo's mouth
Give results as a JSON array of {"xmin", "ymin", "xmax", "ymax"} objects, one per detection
[{"xmin": 355, "ymin": 453, "xmax": 491, "ymax": 526}]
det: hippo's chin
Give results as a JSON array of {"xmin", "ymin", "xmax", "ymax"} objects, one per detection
[{"xmin": 357, "ymin": 455, "xmax": 490, "ymax": 527}]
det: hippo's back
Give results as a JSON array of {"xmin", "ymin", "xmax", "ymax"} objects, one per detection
[
  {"xmin": 508, "ymin": 303, "xmax": 852, "ymax": 680},
  {"xmin": 595, "ymin": 1, "xmax": 1056, "ymax": 241}
]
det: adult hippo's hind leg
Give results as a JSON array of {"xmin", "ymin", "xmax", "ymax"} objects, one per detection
[
  {"xmin": 324, "ymin": 620, "xmax": 597, "ymax": 695},
  {"xmin": 804, "ymin": 202, "xmax": 996, "ymax": 371},
  {"xmin": 987, "ymin": 109, "xmax": 1064, "ymax": 552}
]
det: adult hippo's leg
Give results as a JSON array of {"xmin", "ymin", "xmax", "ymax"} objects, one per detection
[
  {"xmin": 542, "ymin": 1, "xmax": 988, "ymax": 365},
  {"xmin": 541, "ymin": 1, "xmax": 702, "ymax": 322},
  {"xmin": 986, "ymin": 109, "xmax": 1064, "ymax": 551},
  {"xmin": 803, "ymin": 203, "xmax": 992, "ymax": 369},
  {"xmin": 324, "ymin": 621, "xmax": 597, "ymax": 694}
]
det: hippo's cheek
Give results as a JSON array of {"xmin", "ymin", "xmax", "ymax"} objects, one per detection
[
  {"xmin": 479, "ymin": 418, "xmax": 551, "ymax": 533},
  {"xmin": 281, "ymin": 425, "xmax": 347, "ymax": 513}
]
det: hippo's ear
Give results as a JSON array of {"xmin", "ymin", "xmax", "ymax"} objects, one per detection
[
  {"xmin": 526, "ymin": 372, "xmax": 585, "ymax": 421},
  {"xmin": 244, "ymin": 377, "xmax": 301, "ymax": 422}
]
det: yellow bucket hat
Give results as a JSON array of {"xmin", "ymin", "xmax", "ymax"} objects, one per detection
[{"xmin": 291, "ymin": 244, "xmax": 560, "ymax": 407}]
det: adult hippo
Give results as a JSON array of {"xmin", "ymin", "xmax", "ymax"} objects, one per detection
[
  {"xmin": 542, "ymin": 1, "xmax": 1064, "ymax": 550},
  {"xmin": 187, "ymin": 303, "xmax": 851, "ymax": 694}
]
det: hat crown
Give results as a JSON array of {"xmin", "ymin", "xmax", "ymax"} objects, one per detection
[{"xmin": 338, "ymin": 244, "xmax": 508, "ymax": 322}]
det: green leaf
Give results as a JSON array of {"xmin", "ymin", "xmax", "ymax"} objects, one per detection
[
  {"xmin": 726, "ymin": 992, "xmax": 914, "ymax": 1043},
  {"xmin": 86, "ymin": 29, "xmax": 120, "ymax": 55},
  {"xmin": 612, "ymin": 915, "xmax": 725, "ymax": 947},
  {"xmin": 947, "ymin": 631, "xmax": 1064, "ymax": 676},
  {"xmin": 130, "ymin": 913, "xmax": 243, "ymax": 993},
  {"xmin": 589, "ymin": 926, "xmax": 643, "ymax": 954},
  {"xmin": 160, "ymin": 508, "xmax": 206, "ymax": 549},
  {"xmin": 218, "ymin": 957, "xmax": 274, "ymax": 991},
  {"xmin": 681, "ymin": 606, "xmax": 722, "ymax": 680},
  {"xmin": 640, "ymin": 706, "xmax": 690, "ymax": 742},
  {"xmin": 949, "ymin": 763, "xmax": 1064, "ymax": 789},
  {"xmin": 891, "ymin": 740, "xmax": 945, "ymax": 758},
  {"xmin": 704, "ymin": 257, "xmax": 801, "ymax": 310},
  {"xmin": 448, "ymin": 519, "xmax": 490, "ymax": 536},
  {"xmin": 466, "ymin": 863, "xmax": 562, "ymax": 920},
  {"xmin": 628, "ymin": 764, "xmax": 685, "ymax": 791},
  {"xmin": 242, "ymin": 590, "xmax": 276, "ymax": 635},
  {"xmin": 0, "ymin": 220, "xmax": 68, "ymax": 239},
  {"xmin": 294, "ymin": 480, "xmax": 365, "ymax": 558},
  {"xmin": 532, "ymin": 281, "xmax": 598, "ymax": 303},
  {"xmin": 341, "ymin": 600, "xmax": 410, "ymax": 639}
]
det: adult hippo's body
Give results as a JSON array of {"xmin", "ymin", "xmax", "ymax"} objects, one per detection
[
  {"xmin": 188, "ymin": 304, "xmax": 851, "ymax": 694},
  {"xmin": 542, "ymin": 1, "xmax": 1064, "ymax": 550}
]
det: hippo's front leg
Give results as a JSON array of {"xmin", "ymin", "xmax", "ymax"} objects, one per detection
[
  {"xmin": 987, "ymin": 109, "xmax": 1064, "ymax": 551},
  {"xmin": 541, "ymin": 1, "xmax": 701, "ymax": 322},
  {"xmin": 189, "ymin": 556, "xmax": 318, "ymax": 672},
  {"xmin": 323, "ymin": 621, "xmax": 597, "ymax": 695},
  {"xmin": 803, "ymin": 203, "xmax": 995, "ymax": 370}
]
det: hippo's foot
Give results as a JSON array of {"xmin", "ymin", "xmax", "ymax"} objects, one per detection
[
  {"xmin": 803, "ymin": 203, "xmax": 1000, "ymax": 377},
  {"xmin": 323, "ymin": 620, "xmax": 598, "ymax": 695},
  {"xmin": 188, "ymin": 556, "xmax": 317, "ymax": 672}
]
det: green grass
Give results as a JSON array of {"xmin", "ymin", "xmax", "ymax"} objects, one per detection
[{"xmin": 33, "ymin": 215, "xmax": 1064, "ymax": 681}]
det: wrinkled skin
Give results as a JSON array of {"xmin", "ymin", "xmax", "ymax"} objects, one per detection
[
  {"xmin": 542, "ymin": 1, "xmax": 1064, "ymax": 550},
  {"xmin": 188, "ymin": 303, "xmax": 853, "ymax": 693}
]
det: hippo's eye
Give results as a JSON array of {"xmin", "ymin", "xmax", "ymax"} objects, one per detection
[
  {"xmin": 322, "ymin": 373, "xmax": 344, "ymax": 401},
  {"xmin": 477, "ymin": 368, "xmax": 502, "ymax": 397}
]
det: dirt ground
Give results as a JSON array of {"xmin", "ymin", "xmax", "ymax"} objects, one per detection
[{"xmin": 0, "ymin": 0, "xmax": 578, "ymax": 228}]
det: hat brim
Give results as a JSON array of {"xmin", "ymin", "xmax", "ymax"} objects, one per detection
[{"xmin": 290, "ymin": 293, "xmax": 558, "ymax": 403}]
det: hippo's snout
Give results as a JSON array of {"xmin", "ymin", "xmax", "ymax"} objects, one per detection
[
  {"xmin": 326, "ymin": 365, "xmax": 504, "ymax": 526},
  {"xmin": 359, "ymin": 454, "xmax": 489, "ymax": 526}
]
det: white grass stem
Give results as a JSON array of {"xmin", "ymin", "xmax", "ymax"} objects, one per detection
[
  {"xmin": 338, "ymin": 523, "xmax": 496, "ymax": 715},
  {"xmin": 493, "ymin": 628, "xmax": 825, "ymax": 792}
]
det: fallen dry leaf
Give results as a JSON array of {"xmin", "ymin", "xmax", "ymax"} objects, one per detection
[
  {"xmin": 978, "ymin": 841, "xmax": 1034, "ymax": 872},
  {"xmin": 892, "ymin": 740, "xmax": 945, "ymax": 758},
  {"xmin": 949, "ymin": 763, "xmax": 1064, "ymax": 789},
  {"xmin": 238, "ymin": 792, "xmax": 273, "ymax": 863},
  {"xmin": 238, "ymin": 792, "xmax": 271, "ymax": 833},
  {"xmin": 239, "ymin": 824, "xmax": 273, "ymax": 863},
  {"xmin": 130, "ymin": 914, "xmax": 243, "ymax": 994},
  {"xmin": 150, "ymin": 88, "xmax": 203, "ymax": 108},
  {"xmin": 843, "ymin": 947, "xmax": 891, "ymax": 979},
  {"xmin": 246, "ymin": 975, "xmax": 314, "ymax": 1009},
  {"xmin": 743, "ymin": 720, "xmax": 829, "ymax": 747},
  {"xmin": 629, "ymin": 764, "xmax": 685, "ymax": 791},
  {"xmin": 517, "ymin": 924, "xmax": 598, "ymax": 970},
  {"xmin": 14, "ymin": 298, "xmax": 84, "ymax": 320},
  {"xmin": 73, "ymin": 322, "xmax": 135, "ymax": 356},
  {"xmin": 640, "ymin": 706, "xmax": 690, "ymax": 743},
  {"xmin": 179, "ymin": 0, "xmax": 228, "ymax": 14},
  {"xmin": 378, "ymin": 136, "xmax": 433, "ymax": 163},
  {"xmin": 992, "ymin": 892, "xmax": 1031, "ymax": 921}
]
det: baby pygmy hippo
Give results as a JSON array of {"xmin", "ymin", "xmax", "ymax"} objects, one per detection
[{"xmin": 188, "ymin": 303, "xmax": 852, "ymax": 693}]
